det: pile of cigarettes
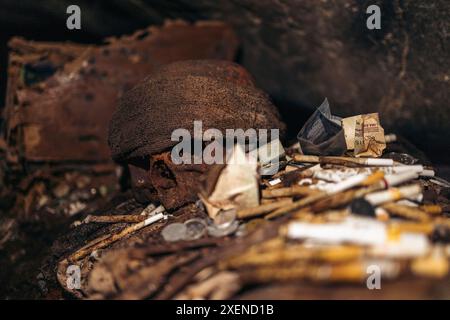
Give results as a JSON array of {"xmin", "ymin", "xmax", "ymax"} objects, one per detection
[
  {"xmin": 221, "ymin": 144, "xmax": 450, "ymax": 285},
  {"xmin": 57, "ymin": 138, "xmax": 450, "ymax": 299}
]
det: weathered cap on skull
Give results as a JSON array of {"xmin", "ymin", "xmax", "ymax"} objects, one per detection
[{"xmin": 108, "ymin": 59, "xmax": 285, "ymax": 162}]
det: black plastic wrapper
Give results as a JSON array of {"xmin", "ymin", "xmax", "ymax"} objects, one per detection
[{"xmin": 297, "ymin": 98, "xmax": 347, "ymax": 156}]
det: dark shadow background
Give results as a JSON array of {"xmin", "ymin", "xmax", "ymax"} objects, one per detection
[{"xmin": 1, "ymin": 0, "xmax": 449, "ymax": 162}]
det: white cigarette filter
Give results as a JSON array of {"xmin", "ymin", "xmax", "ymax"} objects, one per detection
[
  {"xmin": 384, "ymin": 171, "xmax": 419, "ymax": 187},
  {"xmin": 385, "ymin": 165, "xmax": 434, "ymax": 177},
  {"xmin": 364, "ymin": 184, "xmax": 422, "ymax": 206},
  {"xmin": 369, "ymin": 233, "xmax": 430, "ymax": 258},
  {"xmin": 326, "ymin": 173, "xmax": 369, "ymax": 194},
  {"xmin": 384, "ymin": 165, "xmax": 423, "ymax": 174},
  {"xmin": 421, "ymin": 169, "xmax": 435, "ymax": 177},
  {"xmin": 312, "ymin": 166, "xmax": 421, "ymax": 183},
  {"xmin": 365, "ymin": 158, "xmax": 394, "ymax": 166},
  {"xmin": 143, "ymin": 212, "xmax": 166, "ymax": 226},
  {"xmin": 286, "ymin": 217, "xmax": 430, "ymax": 259},
  {"xmin": 286, "ymin": 217, "xmax": 387, "ymax": 245},
  {"xmin": 364, "ymin": 260, "xmax": 401, "ymax": 279}
]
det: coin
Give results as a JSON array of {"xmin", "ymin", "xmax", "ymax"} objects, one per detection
[
  {"xmin": 161, "ymin": 223, "xmax": 187, "ymax": 242},
  {"xmin": 207, "ymin": 220, "xmax": 239, "ymax": 238},
  {"xmin": 183, "ymin": 218, "xmax": 207, "ymax": 240},
  {"xmin": 213, "ymin": 209, "xmax": 237, "ymax": 229}
]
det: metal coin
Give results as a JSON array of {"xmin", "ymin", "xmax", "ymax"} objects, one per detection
[
  {"xmin": 183, "ymin": 218, "xmax": 207, "ymax": 241},
  {"xmin": 207, "ymin": 220, "xmax": 239, "ymax": 238},
  {"xmin": 161, "ymin": 223, "xmax": 187, "ymax": 242},
  {"xmin": 213, "ymin": 209, "xmax": 237, "ymax": 229}
]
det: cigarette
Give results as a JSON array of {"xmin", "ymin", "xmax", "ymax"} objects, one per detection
[
  {"xmin": 382, "ymin": 203, "xmax": 430, "ymax": 222},
  {"xmin": 387, "ymin": 222, "xmax": 435, "ymax": 235},
  {"xmin": 384, "ymin": 171, "xmax": 419, "ymax": 187},
  {"xmin": 326, "ymin": 171, "xmax": 384, "ymax": 194},
  {"xmin": 239, "ymin": 260, "xmax": 400, "ymax": 283},
  {"xmin": 421, "ymin": 169, "xmax": 435, "ymax": 177},
  {"xmin": 223, "ymin": 245, "xmax": 362, "ymax": 268},
  {"xmin": 83, "ymin": 204, "xmax": 166, "ymax": 224},
  {"xmin": 292, "ymin": 155, "xmax": 320, "ymax": 163},
  {"xmin": 387, "ymin": 165, "xmax": 433, "ymax": 178},
  {"xmin": 265, "ymin": 192, "xmax": 327, "ymax": 219},
  {"xmin": 371, "ymin": 233, "xmax": 430, "ymax": 258},
  {"xmin": 285, "ymin": 219, "xmax": 386, "ymax": 245},
  {"xmin": 322, "ymin": 260, "xmax": 400, "ymax": 282},
  {"xmin": 326, "ymin": 173, "xmax": 368, "ymax": 194},
  {"xmin": 236, "ymin": 198, "xmax": 293, "ymax": 219},
  {"xmin": 84, "ymin": 214, "xmax": 148, "ymax": 224},
  {"xmin": 311, "ymin": 188, "xmax": 367, "ymax": 213},
  {"xmin": 306, "ymin": 155, "xmax": 394, "ymax": 167},
  {"xmin": 411, "ymin": 248, "xmax": 449, "ymax": 278},
  {"xmin": 293, "ymin": 155, "xmax": 394, "ymax": 167},
  {"xmin": 313, "ymin": 166, "xmax": 425, "ymax": 183},
  {"xmin": 419, "ymin": 205, "xmax": 442, "ymax": 215},
  {"xmin": 262, "ymin": 185, "xmax": 319, "ymax": 198},
  {"xmin": 382, "ymin": 165, "xmax": 423, "ymax": 174},
  {"xmin": 364, "ymin": 184, "xmax": 422, "ymax": 206},
  {"xmin": 69, "ymin": 213, "xmax": 166, "ymax": 261}
]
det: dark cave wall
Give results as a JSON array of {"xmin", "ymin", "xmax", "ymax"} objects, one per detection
[
  {"xmin": 157, "ymin": 0, "xmax": 450, "ymax": 159},
  {"xmin": 1, "ymin": 0, "xmax": 449, "ymax": 160}
]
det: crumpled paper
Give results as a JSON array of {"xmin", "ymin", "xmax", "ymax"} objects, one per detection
[
  {"xmin": 297, "ymin": 98, "xmax": 347, "ymax": 156},
  {"xmin": 353, "ymin": 113, "xmax": 386, "ymax": 157},
  {"xmin": 199, "ymin": 144, "xmax": 259, "ymax": 219},
  {"xmin": 341, "ymin": 115, "xmax": 359, "ymax": 150}
]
